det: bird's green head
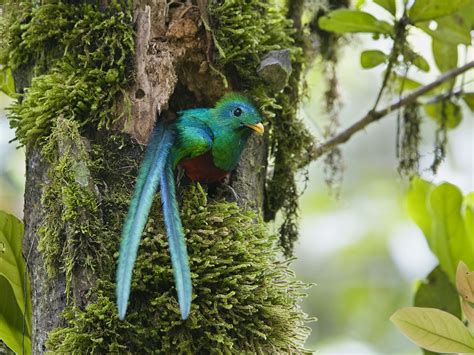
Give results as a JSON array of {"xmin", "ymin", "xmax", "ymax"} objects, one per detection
[{"xmin": 212, "ymin": 93, "xmax": 264, "ymax": 136}]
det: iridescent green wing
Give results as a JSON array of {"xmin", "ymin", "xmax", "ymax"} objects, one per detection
[{"xmin": 170, "ymin": 109, "xmax": 214, "ymax": 167}]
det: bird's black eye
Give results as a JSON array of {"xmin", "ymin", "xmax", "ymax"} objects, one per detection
[{"xmin": 233, "ymin": 108, "xmax": 242, "ymax": 117}]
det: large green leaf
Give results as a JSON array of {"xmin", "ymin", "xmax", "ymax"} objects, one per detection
[
  {"xmin": 408, "ymin": 0, "xmax": 471, "ymax": 22},
  {"xmin": 391, "ymin": 307, "xmax": 474, "ymax": 353},
  {"xmin": 424, "ymin": 101, "xmax": 462, "ymax": 129},
  {"xmin": 416, "ymin": 15, "xmax": 472, "ymax": 45},
  {"xmin": 0, "ymin": 211, "xmax": 31, "ymax": 354},
  {"xmin": 318, "ymin": 9, "xmax": 393, "ymax": 34},
  {"xmin": 406, "ymin": 180, "xmax": 474, "ymax": 283},
  {"xmin": 374, "ymin": 0, "xmax": 396, "ymax": 15},
  {"xmin": 360, "ymin": 50, "xmax": 387, "ymax": 68}
]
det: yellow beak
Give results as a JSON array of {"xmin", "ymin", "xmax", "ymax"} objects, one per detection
[{"xmin": 246, "ymin": 122, "xmax": 264, "ymax": 135}]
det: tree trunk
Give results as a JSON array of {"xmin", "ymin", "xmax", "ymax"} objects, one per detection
[{"xmin": 7, "ymin": 0, "xmax": 310, "ymax": 353}]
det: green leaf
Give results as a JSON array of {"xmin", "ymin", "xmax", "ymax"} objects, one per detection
[
  {"xmin": 461, "ymin": 0, "xmax": 474, "ymax": 28},
  {"xmin": 424, "ymin": 101, "xmax": 462, "ymax": 129},
  {"xmin": 415, "ymin": 267, "xmax": 461, "ymax": 317},
  {"xmin": 391, "ymin": 307, "xmax": 474, "ymax": 353},
  {"xmin": 408, "ymin": 0, "xmax": 471, "ymax": 22},
  {"xmin": 416, "ymin": 14, "xmax": 472, "ymax": 45},
  {"xmin": 318, "ymin": 9, "xmax": 393, "ymax": 34},
  {"xmin": 464, "ymin": 193, "xmax": 474, "ymax": 260},
  {"xmin": 0, "ymin": 67, "xmax": 15, "ymax": 97},
  {"xmin": 392, "ymin": 73, "xmax": 424, "ymax": 92},
  {"xmin": 360, "ymin": 50, "xmax": 387, "ymax": 68},
  {"xmin": 432, "ymin": 39, "xmax": 458, "ymax": 75},
  {"xmin": 406, "ymin": 180, "xmax": 474, "ymax": 283},
  {"xmin": 406, "ymin": 177, "xmax": 433, "ymax": 238},
  {"xmin": 412, "ymin": 54, "xmax": 430, "ymax": 72},
  {"xmin": 374, "ymin": 0, "xmax": 396, "ymax": 15},
  {"xmin": 0, "ymin": 277, "xmax": 28, "ymax": 355},
  {"xmin": 0, "ymin": 211, "xmax": 31, "ymax": 354},
  {"xmin": 462, "ymin": 93, "xmax": 474, "ymax": 111}
]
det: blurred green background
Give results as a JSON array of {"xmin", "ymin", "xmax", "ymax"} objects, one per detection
[{"xmin": 0, "ymin": 2, "xmax": 472, "ymax": 353}]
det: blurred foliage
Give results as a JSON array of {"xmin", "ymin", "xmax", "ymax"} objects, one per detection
[
  {"xmin": 391, "ymin": 178, "xmax": 474, "ymax": 354},
  {"xmin": 0, "ymin": 211, "xmax": 31, "ymax": 354},
  {"xmin": 318, "ymin": 0, "xmax": 474, "ymax": 175},
  {"xmin": 406, "ymin": 177, "xmax": 473, "ymax": 282}
]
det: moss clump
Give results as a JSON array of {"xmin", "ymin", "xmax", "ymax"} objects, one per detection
[
  {"xmin": 47, "ymin": 185, "xmax": 310, "ymax": 353},
  {"xmin": 210, "ymin": 0, "xmax": 315, "ymax": 255},
  {"xmin": 4, "ymin": 1, "xmax": 133, "ymax": 145}
]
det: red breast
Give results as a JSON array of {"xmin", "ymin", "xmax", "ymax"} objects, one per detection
[{"xmin": 179, "ymin": 151, "xmax": 230, "ymax": 183}]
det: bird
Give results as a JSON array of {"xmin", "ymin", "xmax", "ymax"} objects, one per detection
[{"xmin": 116, "ymin": 93, "xmax": 264, "ymax": 321}]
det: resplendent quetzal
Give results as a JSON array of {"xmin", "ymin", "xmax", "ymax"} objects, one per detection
[{"xmin": 116, "ymin": 93, "xmax": 264, "ymax": 320}]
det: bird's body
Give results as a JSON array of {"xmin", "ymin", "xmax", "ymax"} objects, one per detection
[{"xmin": 116, "ymin": 93, "xmax": 263, "ymax": 321}]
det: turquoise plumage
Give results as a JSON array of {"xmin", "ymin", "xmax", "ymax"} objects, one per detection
[{"xmin": 116, "ymin": 93, "xmax": 264, "ymax": 320}]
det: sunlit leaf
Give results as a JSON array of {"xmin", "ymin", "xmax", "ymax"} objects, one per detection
[
  {"xmin": 406, "ymin": 180, "xmax": 474, "ymax": 283},
  {"xmin": 465, "ymin": 193, "xmax": 474, "ymax": 254},
  {"xmin": 456, "ymin": 261, "xmax": 474, "ymax": 324},
  {"xmin": 424, "ymin": 101, "xmax": 462, "ymax": 129},
  {"xmin": 408, "ymin": 0, "xmax": 470, "ymax": 22},
  {"xmin": 360, "ymin": 50, "xmax": 387, "ymax": 68},
  {"xmin": 430, "ymin": 183, "xmax": 473, "ymax": 279},
  {"xmin": 0, "ymin": 67, "xmax": 15, "ymax": 97},
  {"xmin": 406, "ymin": 177, "xmax": 433, "ymax": 238},
  {"xmin": 391, "ymin": 307, "xmax": 474, "ymax": 353},
  {"xmin": 462, "ymin": 93, "xmax": 474, "ymax": 111},
  {"xmin": 412, "ymin": 54, "xmax": 430, "ymax": 72},
  {"xmin": 0, "ymin": 211, "xmax": 31, "ymax": 354},
  {"xmin": 374, "ymin": 0, "xmax": 396, "ymax": 15},
  {"xmin": 461, "ymin": 299, "xmax": 474, "ymax": 324},
  {"xmin": 456, "ymin": 261, "xmax": 474, "ymax": 303},
  {"xmin": 415, "ymin": 267, "xmax": 461, "ymax": 317},
  {"xmin": 318, "ymin": 9, "xmax": 393, "ymax": 34}
]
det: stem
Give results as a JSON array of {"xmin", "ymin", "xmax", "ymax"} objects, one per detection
[{"xmin": 312, "ymin": 60, "xmax": 474, "ymax": 159}]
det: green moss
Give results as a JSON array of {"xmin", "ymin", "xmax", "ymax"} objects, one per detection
[
  {"xmin": 47, "ymin": 185, "xmax": 311, "ymax": 353},
  {"xmin": 38, "ymin": 118, "xmax": 108, "ymax": 295},
  {"xmin": 4, "ymin": 1, "xmax": 133, "ymax": 145},
  {"xmin": 210, "ymin": 0, "xmax": 315, "ymax": 255}
]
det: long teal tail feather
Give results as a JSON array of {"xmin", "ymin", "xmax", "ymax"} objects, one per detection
[
  {"xmin": 160, "ymin": 156, "xmax": 192, "ymax": 319},
  {"xmin": 116, "ymin": 123, "xmax": 175, "ymax": 320}
]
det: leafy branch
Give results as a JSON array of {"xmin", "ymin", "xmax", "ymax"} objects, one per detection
[{"xmin": 311, "ymin": 60, "xmax": 474, "ymax": 160}]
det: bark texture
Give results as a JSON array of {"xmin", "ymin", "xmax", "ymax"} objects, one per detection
[{"xmin": 23, "ymin": 147, "xmax": 66, "ymax": 355}]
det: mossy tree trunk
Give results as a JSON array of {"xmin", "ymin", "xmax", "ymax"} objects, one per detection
[{"xmin": 5, "ymin": 0, "xmax": 313, "ymax": 353}]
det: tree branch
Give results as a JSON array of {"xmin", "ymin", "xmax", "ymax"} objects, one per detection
[{"xmin": 312, "ymin": 60, "xmax": 474, "ymax": 159}]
